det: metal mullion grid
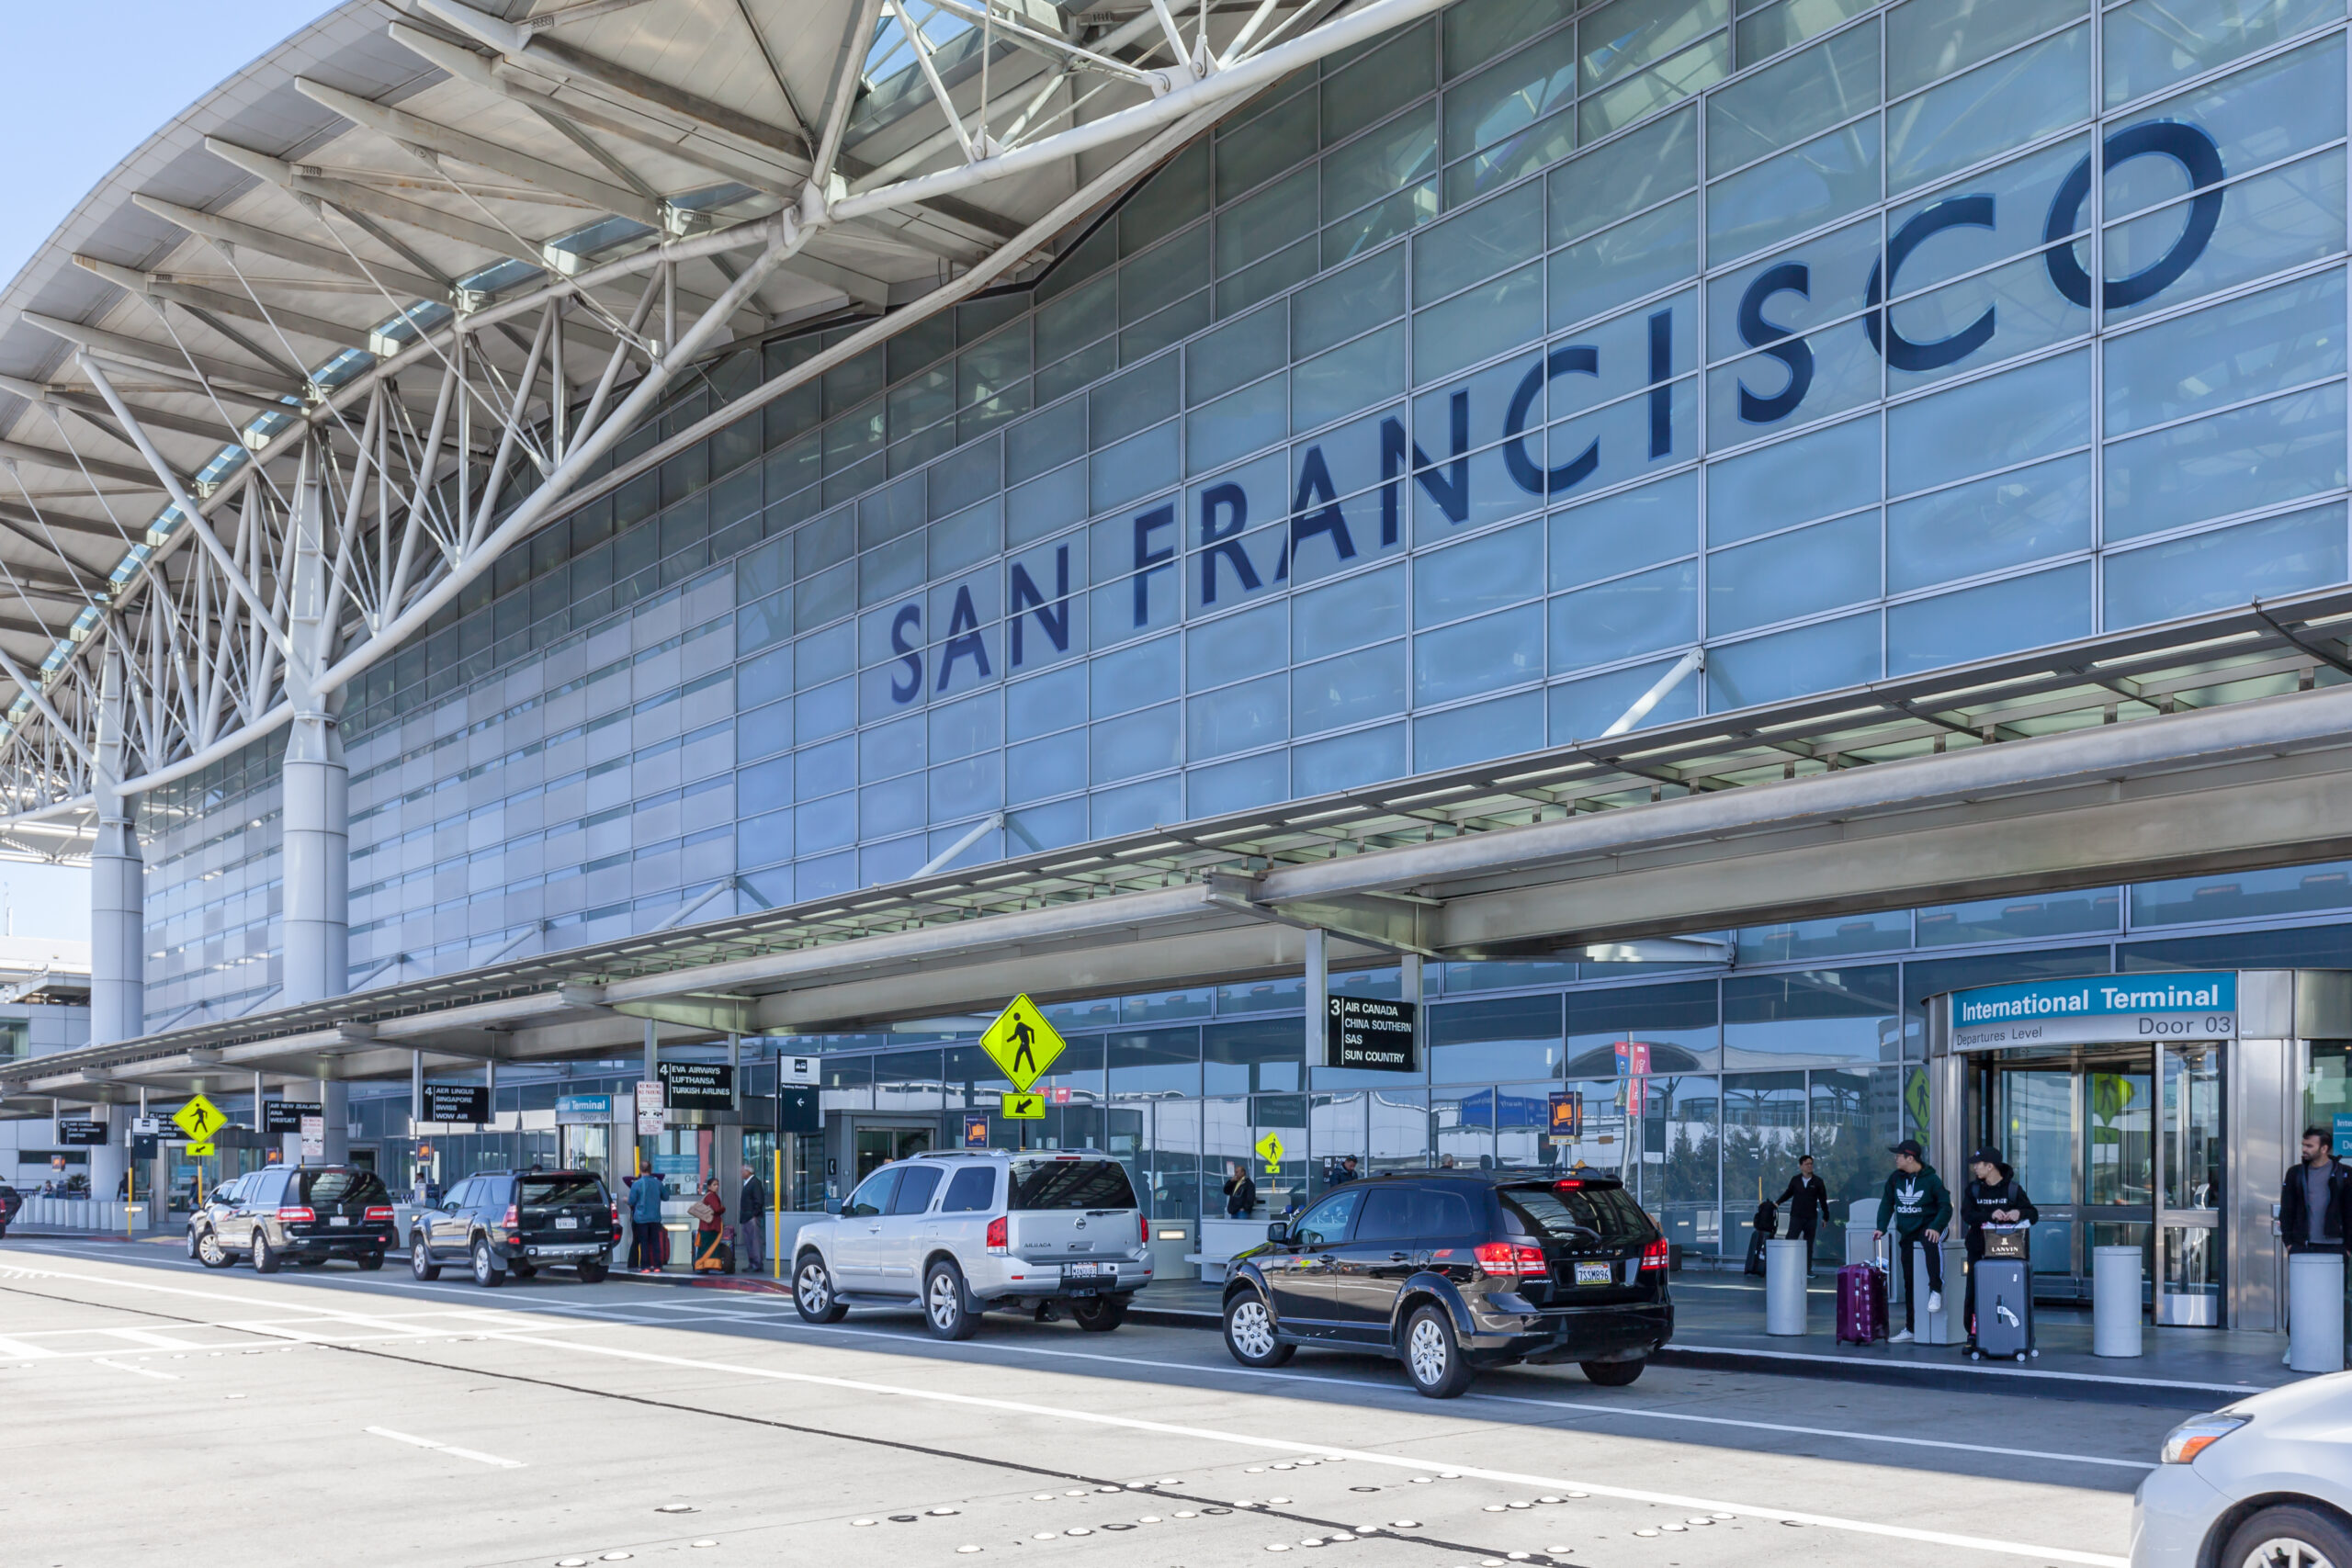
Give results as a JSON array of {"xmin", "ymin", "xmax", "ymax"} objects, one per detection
[
  {"xmin": 1879, "ymin": 1, "xmax": 1890, "ymax": 684},
  {"xmin": 2096, "ymin": 11, "xmax": 2349, "ymax": 120}
]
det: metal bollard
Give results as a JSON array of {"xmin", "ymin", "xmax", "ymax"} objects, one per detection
[
  {"xmin": 2289, "ymin": 1251, "xmax": 2346, "ymax": 1372},
  {"xmin": 2092, "ymin": 1245, "xmax": 2143, "ymax": 1358},
  {"xmin": 1765, "ymin": 1239, "xmax": 1808, "ymax": 1336}
]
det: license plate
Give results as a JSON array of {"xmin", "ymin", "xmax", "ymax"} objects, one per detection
[
  {"xmin": 329, "ymin": 1216, "xmax": 351, "ymax": 1228},
  {"xmin": 555, "ymin": 1217, "xmax": 579, "ymax": 1230},
  {"xmin": 1575, "ymin": 1261, "xmax": 1612, "ymax": 1286},
  {"xmin": 1064, "ymin": 1262, "xmax": 1114, "ymax": 1279}
]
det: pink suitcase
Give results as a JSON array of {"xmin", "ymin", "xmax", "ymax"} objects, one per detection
[{"xmin": 1836, "ymin": 1261, "xmax": 1886, "ymax": 1344}]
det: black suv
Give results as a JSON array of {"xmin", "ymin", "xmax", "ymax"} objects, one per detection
[
  {"xmin": 408, "ymin": 1169, "xmax": 620, "ymax": 1287},
  {"xmin": 1220, "ymin": 1171, "xmax": 1673, "ymax": 1398},
  {"xmin": 187, "ymin": 1166, "xmax": 397, "ymax": 1271}
]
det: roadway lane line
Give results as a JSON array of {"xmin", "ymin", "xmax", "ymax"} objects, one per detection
[
  {"xmin": 476, "ymin": 1326, "xmax": 2130, "ymax": 1566},
  {"xmin": 363, "ymin": 1426, "xmax": 525, "ymax": 1468},
  {"xmin": 91, "ymin": 1357, "xmax": 178, "ymax": 1381}
]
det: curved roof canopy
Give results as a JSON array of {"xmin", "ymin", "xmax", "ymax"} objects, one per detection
[{"xmin": 0, "ymin": 0, "xmax": 1440, "ymax": 856}]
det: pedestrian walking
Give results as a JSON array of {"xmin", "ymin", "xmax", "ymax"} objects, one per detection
[
  {"xmin": 1221, "ymin": 1160, "xmax": 1257, "ymax": 1218},
  {"xmin": 1873, "ymin": 1138, "xmax": 1951, "ymax": 1342},
  {"xmin": 2282, "ymin": 1125, "xmax": 2352, "ymax": 1253},
  {"xmin": 1777, "ymin": 1154, "xmax": 1828, "ymax": 1273},
  {"xmin": 628, "ymin": 1165, "xmax": 665, "ymax": 1272},
  {"xmin": 740, "ymin": 1165, "xmax": 769, "ymax": 1275}
]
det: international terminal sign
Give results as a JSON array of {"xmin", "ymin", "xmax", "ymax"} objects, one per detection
[{"xmin": 1951, "ymin": 973, "xmax": 2236, "ymax": 1051}]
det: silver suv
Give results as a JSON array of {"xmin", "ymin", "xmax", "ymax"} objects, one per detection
[{"xmin": 790, "ymin": 1150, "xmax": 1151, "ymax": 1338}]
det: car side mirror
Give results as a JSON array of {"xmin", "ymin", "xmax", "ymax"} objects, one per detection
[
  {"xmin": 1266, "ymin": 1219, "xmax": 1292, "ymax": 1247},
  {"xmin": 825, "ymin": 1197, "xmax": 842, "ymax": 1215}
]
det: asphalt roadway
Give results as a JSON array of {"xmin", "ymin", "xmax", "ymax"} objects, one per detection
[{"xmin": 0, "ymin": 1238, "xmax": 2177, "ymax": 1568}]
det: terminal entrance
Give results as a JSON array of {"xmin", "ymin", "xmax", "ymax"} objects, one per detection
[
  {"xmin": 851, "ymin": 1122, "xmax": 933, "ymax": 1185},
  {"xmin": 1962, "ymin": 1040, "xmax": 2223, "ymax": 1324}
]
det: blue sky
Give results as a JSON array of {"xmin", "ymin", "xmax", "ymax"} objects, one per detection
[
  {"xmin": 0, "ymin": 1, "xmax": 339, "ymax": 941},
  {"xmin": 0, "ymin": 1, "xmax": 342, "ymax": 285}
]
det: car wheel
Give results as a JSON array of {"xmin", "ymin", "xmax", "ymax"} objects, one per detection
[
  {"xmin": 1071, "ymin": 1294, "xmax": 1128, "ymax": 1332},
  {"xmin": 1403, "ymin": 1304, "xmax": 1474, "ymax": 1399},
  {"xmin": 2224, "ymin": 1505, "xmax": 2352, "ymax": 1568},
  {"xmin": 196, "ymin": 1228, "xmax": 232, "ymax": 1269},
  {"xmin": 1581, "ymin": 1358, "xmax": 1646, "ymax": 1387},
  {"xmin": 410, "ymin": 1235, "xmax": 441, "ymax": 1281},
  {"xmin": 185, "ymin": 1227, "xmax": 199, "ymax": 1259},
  {"xmin": 925, "ymin": 1260, "xmax": 978, "ymax": 1341},
  {"xmin": 1223, "ymin": 1291, "xmax": 1295, "ymax": 1368},
  {"xmin": 252, "ymin": 1231, "xmax": 280, "ymax": 1275},
  {"xmin": 794, "ymin": 1253, "xmax": 848, "ymax": 1324},
  {"xmin": 356, "ymin": 1250, "xmax": 385, "ymax": 1271},
  {"xmin": 577, "ymin": 1259, "xmax": 609, "ymax": 1284},
  {"xmin": 471, "ymin": 1237, "xmax": 503, "ymax": 1288}
]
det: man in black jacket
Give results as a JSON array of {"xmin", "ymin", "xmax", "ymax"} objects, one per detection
[
  {"xmin": 1961, "ymin": 1146, "xmax": 2039, "ymax": 1332},
  {"xmin": 1777, "ymin": 1155, "xmax": 1828, "ymax": 1273},
  {"xmin": 2282, "ymin": 1126, "xmax": 2352, "ymax": 1253}
]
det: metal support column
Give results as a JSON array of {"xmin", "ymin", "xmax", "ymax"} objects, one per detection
[
  {"xmin": 281, "ymin": 444, "xmax": 347, "ymax": 1009},
  {"xmin": 85, "ymin": 652, "xmax": 138, "ymax": 1209}
]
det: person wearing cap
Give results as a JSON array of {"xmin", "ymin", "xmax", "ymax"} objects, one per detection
[
  {"xmin": 1960, "ymin": 1146, "xmax": 2038, "ymax": 1333},
  {"xmin": 1873, "ymin": 1138, "xmax": 1952, "ymax": 1342}
]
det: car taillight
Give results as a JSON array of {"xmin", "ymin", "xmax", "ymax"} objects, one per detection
[
  {"xmin": 986, "ymin": 1216, "xmax": 1009, "ymax": 1255},
  {"xmin": 503, "ymin": 1204, "xmax": 520, "ymax": 1236},
  {"xmin": 1640, "ymin": 1237, "xmax": 1670, "ymax": 1270},
  {"xmin": 364, "ymin": 1206, "xmax": 393, "ymax": 1223},
  {"xmin": 1473, "ymin": 1241, "xmax": 1546, "ymax": 1279},
  {"xmin": 1138, "ymin": 1213, "xmax": 1149, "ymax": 1248},
  {"xmin": 277, "ymin": 1206, "xmax": 315, "ymax": 1223}
]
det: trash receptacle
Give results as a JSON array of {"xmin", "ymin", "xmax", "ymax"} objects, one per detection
[
  {"xmin": 2289, "ymin": 1251, "xmax": 2346, "ymax": 1372},
  {"xmin": 1765, "ymin": 1238, "xmax": 1807, "ymax": 1336},
  {"xmin": 2092, "ymin": 1245, "xmax": 2143, "ymax": 1358}
]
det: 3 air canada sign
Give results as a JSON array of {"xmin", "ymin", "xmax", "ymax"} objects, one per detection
[{"xmin": 875, "ymin": 118, "xmax": 2231, "ymax": 703}]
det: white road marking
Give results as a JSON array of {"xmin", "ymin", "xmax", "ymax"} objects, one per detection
[
  {"xmin": 1670, "ymin": 1340, "xmax": 2268, "ymax": 1396},
  {"xmin": 92, "ymin": 1357, "xmax": 179, "ymax": 1381},
  {"xmin": 474, "ymin": 1327, "xmax": 2130, "ymax": 1567},
  {"xmin": 364, "ymin": 1426, "xmax": 525, "ymax": 1468},
  {"xmin": 0, "ymin": 1334, "xmax": 55, "ymax": 1359},
  {"xmin": 102, "ymin": 1327, "xmax": 202, "ymax": 1349}
]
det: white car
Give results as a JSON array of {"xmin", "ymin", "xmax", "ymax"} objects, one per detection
[
  {"xmin": 789, "ymin": 1150, "xmax": 1151, "ymax": 1338},
  {"xmin": 2134, "ymin": 1371, "xmax": 2352, "ymax": 1568}
]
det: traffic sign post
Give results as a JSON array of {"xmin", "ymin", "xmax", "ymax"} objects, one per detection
[
  {"xmin": 635, "ymin": 1080, "xmax": 666, "ymax": 1136},
  {"xmin": 171, "ymin": 1092, "xmax": 223, "ymax": 1144},
  {"xmin": 1255, "ymin": 1132, "xmax": 1284, "ymax": 1174},
  {"xmin": 979, "ymin": 995, "xmax": 1065, "ymax": 1091}
]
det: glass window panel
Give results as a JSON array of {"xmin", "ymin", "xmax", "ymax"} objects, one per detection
[
  {"xmin": 1583, "ymin": 0, "xmax": 1731, "ymax": 87},
  {"xmin": 1294, "ymin": 562, "xmax": 1408, "ymax": 660},
  {"xmin": 1091, "ymin": 355, "xmax": 1181, "ymax": 449},
  {"xmin": 1708, "ymin": 511, "xmax": 1880, "ymax": 635},
  {"xmin": 1413, "ymin": 603, "xmax": 1545, "ymax": 702},
  {"xmin": 1706, "ymin": 414, "xmax": 1879, "ymax": 547},
  {"xmin": 1293, "ymin": 720, "xmax": 1409, "ymax": 793},
  {"xmin": 1888, "ymin": 348, "xmax": 2089, "ymax": 496},
  {"xmin": 1579, "ymin": 34, "xmax": 1732, "ymax": 142},
  {"xmin": 1809, "ymin": 1067, "xmax": 1905, "ymax": 1251},
  {"xmin": 1706, "ymin": 120, "xmax": 1882, "ymax": 267},
  {"xmin": 2102, "ymin": 385, "xmax": 2348, "ymax": 541},
  {"xmin": 1188, "ymin": 300, "xmax": 1288, "ymax": 408},
  {"xmin": 1736, "ymin": 910, "xmax": 1912, "ymax": 964},
  {"xmin": 1886, "ymin": 452, "xmax": 2091, "ymax": 591},
  {"xmin": 2105, "ymin": 270, "xmax": 2346, "ymax": 437},
  {"xmin": 1443, "ymin": 26, "xmax": 1579, "ymax": 163},
  {"xmin": 1443, "ymin": 104, "xmax": 1578, "ymax": 210},
  {"xmin": 1551, "ymin": 194, "xmax": 1700, "ymax": 332},
  {"xmin": 1887, "ymin": 25, "xmax": 2090, "ymax": 197},
  {"xmin": 1036, "ymin": 273, "xmax": 1115, "ymax": 367},
  {"xmin": 1884, "ymin": 251, "xmax": 2094, "ymax": 398},
  {"xmin": 1414, "ymin": 183, "xmax": 1545, "ymax": 307},
  {"xmin": 1190, "ymin": 750, "xmax": 1288, "ymax": 814},
  {"xmin": 1325, "ymin": 23, "xmax": 1437, "ymax": 144},
  {"xmin": 1552, "ymin": 471, "xmax": 1701, "ymax": 590},
  {"xmin": 1707, "ymin": 23, "xmax": 1880, "ymax": 177},
  {"xmin": 1430, "ymin": 994, "xmax": 1565, "ymax": 1081},
  {"xmin": 1217, "ymin": 236, "xmax": 1321, "ymax": 319},
  {"xmin": 1189, "ymin": 598, "xmax": 1288, "ymax": 688},
  {"xmin": 1415, "ymin": 263, "xmax": 1547, "ymax": 384},
  {"xmin": 1552, "ymin": 653, "xmax": 1701, "ymax": 737},
  {"xmin": 1217, "ymin": 165, "xmax": 1319, "ymax": 277},
  {"xmin": 1091, "ymin": 704, "xmax": 1181, "ymax": 784},
  {"xmin": 1887, "ymin": 0, "xmax": 2087, "ymax": 96},
  {"xmin": 2104, "ymin": 502, "xmax": 2348, "ymax": 627},
  {"xmin": 1736, "ymin": 0, "xmax": 1878, "ymax": 65},
  {"xmin": 1551, "ymin": 559, "xmax": 1697, "ymax": 671},
  {"xmin": 1295, "ymin": 247, "xmax": 1408, "ymax": 360},
  {"xmin": 2105, "ymin": 38, "xmax": 2345, "ymax": 223},
  {"xmin": 1327, "ymin": 181, "xmax": 1442, "ymax": 267},
  {"xmin": 1090, "ymin": 422, "xmax": 1180, "ymax": 513},
  {"xmin": 1418, "ymin": 520, "xmax": 1545, "ymax": 629},
  {"xmin": 1121, "ymin": 141, "xmax": 1211, "ymax": 256},
  {"xmin": 1566, "ymin": 980, "xmax": 1720, "ymax": 1073},
  {"xmin": 1292, "ymin": 321, "xmax": 1408, "ymax": 433},
  {"xmin": 1294, "ymin": 640, "xmax": 1410, "ymax": 732},
  {"xmin": 1323, "ymin": 103, "xmax": 1442, "ymax": 220},
  {"xmin": 1886, "ymin": 560, "xmax": 2090, "ymax": 673},
  {"xmin": 1722, "ymin": 1071, "xmax": 1807, "ymax": 1244},
  {"xmin": 1416, "ymin": 688, "xmax": 1546, "ymax": 768},
  {"xmin": 1706, "ymin": 609, "xmax": 1882, "ymax": 706},
  {"xmin": 1912, "ymin": 887, "xmax": 2120, "ymax": 945},
  {"xmin": 1121, "ymin": 231, "xmax": 1210, "ymax": 329},
  {"xmin": 1006, "ymin": 461, "xmax": 1084, "ymax": 547},
  {"xmin": 1549, "ymin": 104, "xmax": 1697, "ymax": 247},
  {"xmin": 2104, "ymin": 0, "xmax": 2342, "ymax": 107},
  {"xmin": 2132, "ymin": 860, "xmax": 2352, "ymax": 926},
  {"xmin": 1006, "ymin": 400, "xmax": 1086, "ymax": 487},
  {"xmin": 1216, "ymin": 88, "xmax": 1318, "ymax": 202},
  {"xmin": 1091, "ymin": 634, "xmax": 1181, "ymax": 718},
  {"xmin": 1204, "ymin": 1019, "xmax": 1305, "ymax": 1095},
  {"xmin": 1447, "ymin": 0, "xmax": 1577, "ymax": 81},
  {"xmin": 2105, "ymin": 152, "xmax": 2348, "ymax": 328},
  {"xmin": 1186, "ymin": 672, "xmax": 1287, "ymax": 759}
]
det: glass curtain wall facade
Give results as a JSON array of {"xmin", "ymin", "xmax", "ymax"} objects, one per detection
[{"xmin": 132, "ymin": 0, "xmax": 2352, "ymax": 1027}]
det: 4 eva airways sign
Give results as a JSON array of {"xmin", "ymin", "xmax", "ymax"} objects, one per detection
[
  {"xmin": 875, "ymin": 116, "xmax": 2234, "ymax": 706},
  {"xmin": 1951, "ymin": 972, "xmax": 2236, "ymax": 1051}
]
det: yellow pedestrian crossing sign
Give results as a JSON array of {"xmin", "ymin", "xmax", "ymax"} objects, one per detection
[
  {"xmin": 979, "ymin": 994, "xmax": 1065, "ymax": 1091},
  {"xmin": 1255, "ymin": 1133, "xmax": 1284, "ymax": 1172},
  {"xmin": 1001, "ymin": 1092, "xmax": 1045, "ymax": 1120},
  {"xmin": 172, "ymin": 1093, "xmax": 224, "ymax": 1144}
]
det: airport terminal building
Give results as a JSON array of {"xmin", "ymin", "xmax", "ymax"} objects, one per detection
[{"xmin": 5, "ymin": 0, "xmax": 2352, "ymax": 1330}]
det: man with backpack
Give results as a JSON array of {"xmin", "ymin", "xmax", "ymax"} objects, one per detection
[{"xmin": 1873, "ymin": 1139, "xmax": 1952, "ymax": 1342}]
